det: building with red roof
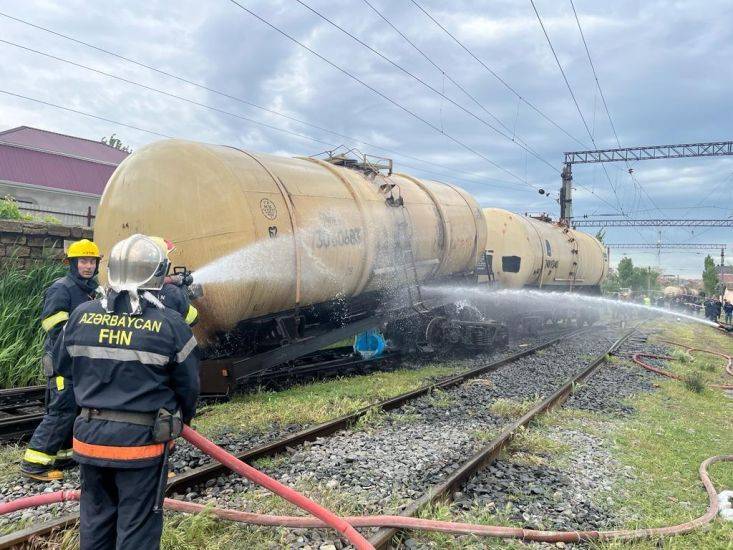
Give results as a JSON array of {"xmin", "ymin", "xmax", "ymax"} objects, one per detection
[{"xmin": 0, "ymin": 126, "xmax": 128, "ymax": 226}]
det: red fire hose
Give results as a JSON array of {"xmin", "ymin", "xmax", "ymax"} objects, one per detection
[
  {"xmin": 1, "ymin": 454, "xmax": 730, "ymax": 544},
  {"xmin": 165, "ymin": 453, "xmax": 733, "ymax": 541},
  {"xmin": 180, "ymin": 426, "xmax": 373, "ymax": 549},
  {"xmin": 632, "ymin": 352, "xmax": 733, "ymax": 390},
  {"xmin": 0, "ymin": 426, "xmax": 373, "ymax": 550},
  {"xmin": 0, "ymin": 490, "xmax": 79, "ymax": 515},
  {"xmin": 657, "ymin": 339, "xmax": 733, "ymax": 377}
]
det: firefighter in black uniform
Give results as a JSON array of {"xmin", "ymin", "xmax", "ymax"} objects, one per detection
[
  {"xmin": 54, "ymin": 234, "xmax": 200, "ymax": 550},
  {"xmin": 151, "ymin": 237, "xmax": 199, "ymax": 327},
  {"xmin": 21, "ymin": 239, "xmax": 101, "ymax": 481}
]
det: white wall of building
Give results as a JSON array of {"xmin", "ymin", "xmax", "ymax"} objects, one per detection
[{"xmin": 0, "ymin": 180, "xmax": 100, "ymax": 227}]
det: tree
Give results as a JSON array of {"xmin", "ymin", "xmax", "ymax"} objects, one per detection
[
  {"xmin": 617, "ymin": 257, "xmax": 635, "ymax": 289},
  {"xmin": 101, "ymin": 134, "xmax": 131, "ymax": 153},
  {"xmin": 702, "ymin": 255, "xmax": 719, "ymax": 295},
  {"xmin": 614, "ymin": 256, "xmax": 661, "ymax": 292}
]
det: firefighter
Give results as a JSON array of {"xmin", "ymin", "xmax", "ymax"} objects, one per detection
[
  {"xmin": 20, "ymin": 239, "xmax": 101, "ymax": 481},
  {"xmin": 54, "ymin": 234, "xmax": 200, "ymax": 550},
  {"xmin": 151, "ymin": 237, "xmax": 198, "ymax": 326}
]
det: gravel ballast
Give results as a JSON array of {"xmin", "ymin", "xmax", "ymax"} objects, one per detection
[{"xmin": 177, "ymin": 326, "xmax": 623, "ymax": 548}]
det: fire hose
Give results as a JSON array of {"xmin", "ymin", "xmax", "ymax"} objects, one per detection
[
  {"xmin": 657, "ymin": 339, "xmax": 733, "ymax": 377},
  {"xmin": 0, "ymin": 426, "xmax": 730, "ymax": 545},
  {"xmin": 632, "ymin": 340, "xmax": 733, "ymax": 390}
]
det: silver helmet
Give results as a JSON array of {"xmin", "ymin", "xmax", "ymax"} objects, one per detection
[{"xmin": 107, "ymin": 234, "xmax": 169, "ymax": 292}]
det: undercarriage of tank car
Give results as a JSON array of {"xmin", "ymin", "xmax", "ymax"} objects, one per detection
[{"xmin": 197, "ymin": 281, "xmax": 508, "ymax": 395}]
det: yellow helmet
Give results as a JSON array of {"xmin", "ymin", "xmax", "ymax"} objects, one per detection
[{"xmin": 67, "ymin": 239, "xmax": 101, "ymax": 259}]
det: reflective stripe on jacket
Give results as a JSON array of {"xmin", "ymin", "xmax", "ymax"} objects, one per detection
[{"xmin": 55, "ymin": 294, "xmax": 199, "ymax": 468}]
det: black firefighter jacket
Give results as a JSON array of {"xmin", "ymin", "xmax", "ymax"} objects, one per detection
[
  {"xmin": 54, "ymin": 292, "xmax": 200, "ymax": 468},
  {"xmin": 41, "ymin": 273, "xmax": 98, "ymax": 357}
]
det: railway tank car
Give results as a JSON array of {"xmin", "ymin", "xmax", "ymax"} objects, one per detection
[
  {"xmin": 475, "ymin": 208, "xmax": 608, "ymax": 331},
  {"xmin": 94, "ymin": 139, "xmax": 495, "ymax": 390},
  {"xmin": 481, "ymin": 208, "xmax": 608, "ymax": 291}
]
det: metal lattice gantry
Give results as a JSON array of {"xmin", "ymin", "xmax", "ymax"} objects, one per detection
[
  {"xmin": 604, "ymin": 243, "xmax": 726, "ymax": 250},
  {"xmin": 564, "ymin": 141, "xmax": 733, "ymax": 165},
  {"xmin": 573, "ymin": 219, "xmax": 733, "ymax": 227},
  {"xmin": 559, "ymin": 140, "xmax": 733, "ymax": 221}
]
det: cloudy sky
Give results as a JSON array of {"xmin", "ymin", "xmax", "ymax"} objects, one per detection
[{"xmin": 1, "ymin": 0, "xmax": 731, "ymax": 277}]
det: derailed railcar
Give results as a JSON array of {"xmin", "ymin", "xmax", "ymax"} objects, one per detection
[
  {"xmin": 95, "ymin": 141, "xmax": 609, "ymax": 391},
  {"xmin": 476, "ymin": 209, "xmax": 608, "ymax": 332},
  {"xmin": 481, "ymin": 208, "xmax": 607, "ymax": 291},
  {"xmin": 94, "ymin": 140, "xmax": 500, "ymax": 391}
]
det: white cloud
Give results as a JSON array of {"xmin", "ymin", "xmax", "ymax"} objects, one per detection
[{"xmin": 0, "ymin": 0, "xmax": 731, "ymax": 276}]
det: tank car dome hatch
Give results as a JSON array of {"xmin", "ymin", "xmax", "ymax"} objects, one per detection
[
  {"xmin": 482, "ymin": 208, "xmax": 608, "ymax": 290},
  {"xmin": 94, "ymin": 139, "xmax": 487, "ymax": 343}
]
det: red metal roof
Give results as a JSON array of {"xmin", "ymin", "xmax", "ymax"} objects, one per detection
[
  {"xmin": 0, "ymin": 126, "xmax": 129, "ymax": 164},
  {"xmin": 0, "ymin": 143, "xmax": 117, "ymax": 196}
]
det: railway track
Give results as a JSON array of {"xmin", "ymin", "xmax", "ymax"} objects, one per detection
[
  {"xmin": 0, "ymin": 324, "xmax": 573, "ymax": 442},
  {"xmin": 0, "ymin": 386, "xmax": 45, "ymax": 442},
  {"xmin": 0, "ymin": 324, "xmax": 598, "ymax": 548},
  {"xmin": 0, "ymin": 348, "xmax": 402, "ymax": 442},
  {"xmin": 367, "ymin": 326, "xmax": 637, "ymax": 548}
]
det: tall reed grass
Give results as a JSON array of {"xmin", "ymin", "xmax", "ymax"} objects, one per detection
[{"xmin": 0, "ymin": 258, "xmax": 66, "ymax": 388}]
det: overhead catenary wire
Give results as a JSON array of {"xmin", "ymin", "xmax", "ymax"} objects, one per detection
[
  {"xmin": 0, "ymin": 10, "xmax": 519, "ymax": 188},
  {"xmin": 3, "ymin": 6, "xmax": 621, "ymax": 212},
  {"xmin": 0, "ymin": 86, "xmax": 533, "ymax": 196},
  {"xmin": 294, "ymin": 0, "xmax": 558, "ymax": 174},
  {"xmin": 528, "ymin": 0, "xmax": 626, "ymax": 219},
  {"xmin": 362, "ymin": 0, "xmax": 514, "ymax": 137},
  {"xmin": 409, "ymin": 0, "xmax": 590, "ymax": 149},
  {"xmin": 568, "ymin": 0, "xmax": 664, "ymax": 217},
  {"xmin": 361, "ymin": 0, "xmax": 617, "ymax": 210},
  {"xmin": 2, "ymin": 6, "xmax": 616, "ymax": 210},
  {"xmin": 226, "ymin": 0, "xmax": 542, "ymax": 191},
  {"xmin": 0, "ymin": 89, "xmax": 173, "ymax": 139},
  {"xmin": 404, "ymin": 0, "xmax": 625, "ymax": 215},
  {"xmin": 0, "ymin": 39, "xmax": 337, "ymax": 147}
]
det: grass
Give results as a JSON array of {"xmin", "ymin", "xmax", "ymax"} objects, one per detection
[
  {"xmin": 159, "ymin": 477, "xmax": 395, "ymax": 549},
  {"xmin": 488, "ymin": 397, "xmax": 537, "ymax": 419},
  {"xmin": 587, "ymin": 326, "xmax": 732, "ymax": 548},
  {"xmin": 0, "ymin": 444, "xmax": 24, "ymax": 484},
  {"xmin": 0, "ymin": 257, "xmax": 66, "ymax": 388},
  {"xmin": 683, "ymin": 372, "xmax": 705, "ymax": 393},
  {"xmin": 506, "ymin": 426, "xmax": 570, "ymax": 457},
  {"xmin": 427, "ymin": 388, "xmax": 456, "ymax": 409},
  {"xmin": 0, "ymin": 196, "xmax": 33, "ymax": 221},
  {"xmin": 354, "ymin": 405, "xmax": 388, "ymax": 430},
  {"xmin": 670, "ymin": 348, "xmax": 693, "ymax": 363},
  {"xmin": 595, "ymin": 374, "xmax": 733, "ymax": 549},
  {"xmin": 192, "ymin": 364, "xmax": 460, "ymax": 438},
  {"xmin": 11, "ymin": 321, "xmax": 732, "ymax": 548}
]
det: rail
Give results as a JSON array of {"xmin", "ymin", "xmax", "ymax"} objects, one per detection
[{"xmin": 0, "ymin": 326, "xmax": 590, "ymax": 547}]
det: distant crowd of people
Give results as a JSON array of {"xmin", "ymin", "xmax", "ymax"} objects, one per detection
[
  {"xmin": 703, "ymin": 297, "xmax": 733, "ymax": 324},
  {"xmin": 617, "ymin": 291, "xmax": 733, "ymax": 325},
  {"xmin": 665, "ymin": 295, "xmax": 732, "ymax": 324}
]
